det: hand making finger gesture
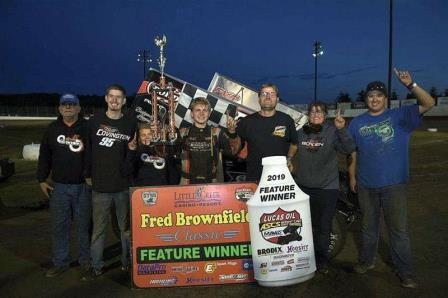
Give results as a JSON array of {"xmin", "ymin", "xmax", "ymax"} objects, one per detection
[
  {"xmin": 226, "ymin": 111, "xmax": 239, "ymax": 134},
  {"xmin": 394, "ymin": 68, "xmax": 413, "ymax": 87},
  {"xmin": 334, "ymin": 109, "xmax": 346, "ymax": 129}
]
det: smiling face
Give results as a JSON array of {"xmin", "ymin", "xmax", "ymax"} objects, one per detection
[
  {"xmin": 308, "ymin": 105, "xmax": 326, "ymax": 125},
  {"xmin": 366, "ymin": 91, "xmax": 387, "ymax": 115},
  {"xmin": 105, "ymin": 88, "xmax": 126, "ymax": 112},
  {"xmin": 191, "ymin": 104, "xmax": 210, "ymax": 128}
]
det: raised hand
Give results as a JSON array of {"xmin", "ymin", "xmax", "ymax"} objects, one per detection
[
  {"xmin": 394, "ymin": 68, "xmax": 413, "ymax": 86},
  {"xmin": 226, "ymin": 111, "xmax": 239, "ymax": 133},
  {"xmin": 334, "ymin": 109, "xmax": 345, "ymax": 130}
]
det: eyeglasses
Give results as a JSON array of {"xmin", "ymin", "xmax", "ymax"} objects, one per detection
[
  {"xmin": 309, "ymin": 111, "xmax": 324, "ymax": 116},
  {"xmin": 60, "ymin": 102, "xmax": 77, "ymax": 107},
  {"xmin": 260, "ymin": 91, "xmax": 277, "ymax": 98}
]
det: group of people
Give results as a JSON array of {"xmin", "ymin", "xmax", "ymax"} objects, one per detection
[{"xmin": 37, "ymin": 68, "xmax": 434, "ymax": 288}]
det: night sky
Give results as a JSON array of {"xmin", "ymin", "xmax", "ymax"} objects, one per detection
[{"xmin": 1, "ymin": 0, "xmax": 447, "ymax": 104}]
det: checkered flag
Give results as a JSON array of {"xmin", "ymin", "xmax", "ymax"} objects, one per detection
[{"xmin": 175, "ymin": 83, "xmax": 241, "ymax": 128}]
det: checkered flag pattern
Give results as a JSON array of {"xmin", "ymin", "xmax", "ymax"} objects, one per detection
[{"xmin": 175, "ymin": 83, "xmax": 237, "ymax": 128}]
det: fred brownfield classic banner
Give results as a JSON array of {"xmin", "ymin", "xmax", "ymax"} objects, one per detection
[{"xmin": 131, "ymin": 182, "xmax": 257, "ymax": 288}]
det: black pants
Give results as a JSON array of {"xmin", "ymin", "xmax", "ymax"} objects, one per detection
[{"xmin": 299, "ymin": 186, "xmax": 338, "ymax": 268}]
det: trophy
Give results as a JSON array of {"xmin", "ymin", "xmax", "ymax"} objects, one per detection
[{"xmin": 148, "ymin": 34, "xmax": 178, "ymax": 144}]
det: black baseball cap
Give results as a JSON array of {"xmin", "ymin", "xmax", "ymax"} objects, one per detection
[{"xmin": 365, "ymin": 81, "xmax": 387, "ymax": 96}]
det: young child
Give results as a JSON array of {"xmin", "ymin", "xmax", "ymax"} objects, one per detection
[{"xmin": 124, "ymin": 123, "xmax": 179, "ymax": 186}]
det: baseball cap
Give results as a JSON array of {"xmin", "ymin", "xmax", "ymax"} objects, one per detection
[
  {"xmin": 365, "ymin": 81, "xmax": 387, "ymax": 96},
  {"xmin": 59, "ymin": 93, "xmax": 79, "ymax": 105}
]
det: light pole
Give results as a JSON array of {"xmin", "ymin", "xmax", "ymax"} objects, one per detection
[
  {"xmin": 312, "ymin": 41, "xmax": 324, "ymax": 103},
  {"xmin": 137, "ymin": 50, "xmax": 151, "ymax": 79},
  {"xmin": 387, "ymin": 0, "xmax": 393, "ymax": 108}
]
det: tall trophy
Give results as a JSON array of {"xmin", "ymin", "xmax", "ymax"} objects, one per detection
[{"xmin": 147, "ymin": 34, "xmax": 178, "ymax": 144}]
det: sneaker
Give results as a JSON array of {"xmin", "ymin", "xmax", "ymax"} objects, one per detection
[
  {"xmin": 81, "ymin": 268, "xmax": 104, "ymax": 281},
  {"xmin": 317, "ymin": 267, "xmax": 329, "ymax": 275},
  {"xmin": 353, "ymin": 262, "xmax": 375, "ymax": 274},
  {"xmin": 45, "ymin": 266, "xmax": 68, "ymax": 278},
  {"xmin": 400, "ymin": 277, "xmax": 418, "ymax": 289}
]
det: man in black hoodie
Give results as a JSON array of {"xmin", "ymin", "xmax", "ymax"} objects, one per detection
[
  {"xmin": 37, "ymin": 94, "xmax": 91, "ymax": 278},
  {"xmin": 85, "ymin": 84, "xmax": 135, "ymax": 278}
]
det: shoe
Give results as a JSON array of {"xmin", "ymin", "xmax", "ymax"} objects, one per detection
[
  {"xmin": 317, "ymin": 267, "xmax": 329, "ymax": 275},
  {"xmin": 121, "ymin": 265, "xmax": 130, "ymax": 272},
  {"xmin": 353, "ymin": 262, "xmax": 375, "ymax": 274},
  {"xmin": 46, "ymin": 266, "xmax": 68, "ymax": 278},
  {"xmin": 400, "ymin": 277, "xmax": 418, "ymax": 289},
  {"xmin": 81, "ymin": 268, "xmax": 104, "ymax": 281}
]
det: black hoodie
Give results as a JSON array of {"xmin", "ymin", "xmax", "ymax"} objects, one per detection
[{"xmin": 37, "ymin": 117, "xmax": 88, "ymax": 184}]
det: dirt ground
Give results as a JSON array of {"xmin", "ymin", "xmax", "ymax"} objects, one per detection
[{"xmin": 1, "ymin": 118, "xmax": 447, "ymax": 298}]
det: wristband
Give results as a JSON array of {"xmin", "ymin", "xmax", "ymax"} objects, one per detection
[{"xmin": 407, "ymin": 81, "xmax": 417, "ymax": 90}]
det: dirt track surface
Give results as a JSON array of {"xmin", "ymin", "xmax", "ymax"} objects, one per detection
[{"xmin": 1, "ymin": 119, "xmax": 448, "ymax": 297}]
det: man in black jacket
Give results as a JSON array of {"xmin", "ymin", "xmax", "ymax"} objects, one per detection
[
  {"xmin": 37, "ymin": 93, "xmax": 91, "ymax": 278},
  {"xmin": 85, "ymin": 84, "xmax": 135, "ymax": 278}
]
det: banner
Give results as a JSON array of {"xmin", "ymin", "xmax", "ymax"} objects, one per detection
[
  {"xmin": 208, "ymin": 73, "xmax": 308, "ymax": 130},
  {"xmin": 131, "ymin": 183, "xmax": 257, "ymax": 288}
]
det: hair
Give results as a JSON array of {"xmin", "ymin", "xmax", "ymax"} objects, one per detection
[
  {"xmin": 308, "ymin": 101, "xmax": 328, "ymax": 115},
  {"xmin": 190, "ymin": 97, "xmax": 211, "ymax": 111},
  {"xmin": 106, "ymin": 84, "xmax": 126, "ymax": 96},
  {"xmin": 258, "ymin": 83, "xmax": 279, "ymax": 97},
  {"xmin": 137, "ymin": 122, "xmax": 152, "ymax": 131}
]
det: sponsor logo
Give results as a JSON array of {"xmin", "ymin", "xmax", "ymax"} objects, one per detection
[
  {"xmin": 235, "ymin": 188, "xmax": 254, "ymax": 201},
  {"xmin": 296, "ymin": 257, "xmax": 310, "ymax": 269},
  {"xmin": 271, "ymin": 260, "xmax": 285, "ymax": 266},
  {"xmin": 171, "ymin": 265, "xmax": 199, "ymax": 274},
  {"xmin": 259, "ymin": 208, "xmax": 303, "ymax": 245},
  {"xmin": 204, "ymin": 262, "xmax": 217, "ymax": 273},
  {"xmin": 57, "ymin": 135, "xmax": 84, "ymax": 152},
  {"xmin": 212, "ymin": 86, "xmax": 241, "ymax": 102},
  {"xmin": 286, "ymin": 244, "xmax": 309, "ymax": 253},
  {"xmin": 186, "ymin": 276, "xmax": 214, "ymax": 284},
  {"xmin": 257, "ymin": 247, "xmax": 282, "ymax": 256},
  {"xmin": 242, "ymin": 259, "xmax": 253, "ymax": 270},
  {"xmin": 137, "ymin": 263, "xmax": 166, "ymax": 275},
  {"xmin": 269, "ymin": 269, "xmax": 278, "ymax": 272},
  {"xmin": 273, "ymin": 254, "xmax": 294, "ymax": 260},
  {"xmin": 287, "ymin": 259, "xmax": 295, "ymax": 264},
  {"xmin": 173, "ymin": 186, "xmax": 221, "ymax": 208},
  {"xmin": 216, "ymin": 261, "xmax": 237, "ymax": 266},
  {"xmin": 141, "ymin": 153, "xmax": 166, "ymax": 169},
  {"xmin": 281, "ymin": 265, "xmax": 293, "ymax": 272},
  {"xmin": 142, "ymin": 191, "xmax": 157, "ymax": 206},
  {"xmin": 272, "ymin": 126, "xmax": 286, "ymax": 137},
  {"xmin": 149, "ymin": 276, "xmax": 177, "ymax": 286},
  {"xmin": 219, "ymin": 273, "xmax": 248, "ymax": 281},
  {"xmin": 260, "ymin": 262, "xmax": 267, "ymax": 268}
]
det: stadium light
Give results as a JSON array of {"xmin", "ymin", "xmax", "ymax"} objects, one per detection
[{"xmin": 137, "ymin": 49, "xmax": 152, "ymax": 79}]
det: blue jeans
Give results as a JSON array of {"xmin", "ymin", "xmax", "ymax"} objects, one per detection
[
  {"xmin": 50, "ymin": 183, "xmax": 91, "ymax": 267},
  {"xmin": 300, "ymin": 186, "xmax": 338, "ymax": 268},
  {"xmin": 90, "ymin": 190, "xmax": 130, "ymax": 271},
  {"xmin": 358, "ymin": 184, "xmax": 413, "ymax": 278}
]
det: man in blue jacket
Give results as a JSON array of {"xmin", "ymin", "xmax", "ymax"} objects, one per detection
[
  {"xmin": 348, "ymin": 69, "xmax": 434, "ymax": 288},
  {"xmin": 37, "ymin": 94, "xmax": 91, "ymax": 277}
]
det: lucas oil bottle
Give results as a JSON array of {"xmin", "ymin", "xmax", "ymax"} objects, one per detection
[{"xmin": 247, "ymin": 156, "xmax": 315, "ymax": 287}]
